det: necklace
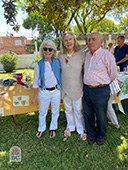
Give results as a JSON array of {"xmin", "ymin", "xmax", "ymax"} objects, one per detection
[
  {"xmin": 65, "ymin": 51, "xmax": 74, "ymax": 64},
  {"xmin": 67, "ymin": 51, "xmax": 74, "ymax": 57}
]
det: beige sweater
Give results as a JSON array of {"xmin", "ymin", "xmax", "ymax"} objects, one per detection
[{"xmin": 59, "ymin": 50, "xmax": 85, "ymax": 100}]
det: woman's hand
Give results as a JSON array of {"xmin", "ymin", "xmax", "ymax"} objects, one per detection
[
  {"xmin": 31, "ymin": 88, "xmax": 38, "ymax": 105},
  {"xmin": 31, "ymin": 96, "xmax": 38, "ymax": 105}
]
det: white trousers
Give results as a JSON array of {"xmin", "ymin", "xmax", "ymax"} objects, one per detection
[
  {"xmin": 107, "ymin": 94, "xmax": 119, "ymax": 125},
  {"xmin": 38, "ymin": 89, "xmax": 60, "ymax": 132},
  {"xmin": 63, "ymin": 94, "xmax": 85, "ymax": 134}
]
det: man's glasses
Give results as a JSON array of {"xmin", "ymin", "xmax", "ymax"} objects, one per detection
[{"xmin": 43, "ymin": 47, "xmax": 53, "ymax": 52}]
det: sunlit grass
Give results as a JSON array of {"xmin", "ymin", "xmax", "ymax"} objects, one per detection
[
  {"xmin": 117, "ymin": 136, "xmax": 128, "ymax": 162},
  {"xmin": 0, "ymin": 68, "xmax": 34, "ymax": 79},
  {"xmin": 0, "ymin": 151, "xmax": 8, "ymax": 168},
  {"xmin": 27, "ymin": 112, "xmax": 36, "ymax": 116},
  {"xmin": 0, "ymin": 151, "xmax": 7, "ymax": 157}
]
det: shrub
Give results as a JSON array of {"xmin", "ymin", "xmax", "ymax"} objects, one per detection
[
  {"xmin": 34, "ymin": 54, "xmax": 40, "ymax": 63},
  {"xmin": 0, "ymin": 53, "xmax": 19, "ymax": 72}
]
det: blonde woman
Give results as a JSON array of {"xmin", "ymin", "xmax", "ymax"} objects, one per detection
[
  {"xmin": 31, "ymin": 40, "xmax": 61, "ymax": 138},
  {"xmin": 59, "ymin": 31, "xmax": 87, "ymax": 140}
]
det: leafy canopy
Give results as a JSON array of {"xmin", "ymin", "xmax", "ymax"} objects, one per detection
[
  {"xmin": 2, "ymin": 0, "xmax": 128, "ymax": 38},
  {"xmin": 119, "ymin": 14, "xmax": 128, "ymax": 33}
]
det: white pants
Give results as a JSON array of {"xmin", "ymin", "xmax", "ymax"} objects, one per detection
[
  {"xmin": 107, "ymin": 94, "xmax": 119, "ymax": 125},
  {"xmin": 63, "ymin": 94, "xmax": 85, "ymax": 134},
  {"xmin": 38, "ymin": 89, "xmax": 60, "ymax": 132}
]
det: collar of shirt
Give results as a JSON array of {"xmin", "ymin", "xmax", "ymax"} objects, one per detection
[
  {"xmin": 117, "ymin": 44, "xmax": 126, "ymax": 48},
  {"xmin": 89, "ymin": 47, "xmax": 102, "ymax": 57}
]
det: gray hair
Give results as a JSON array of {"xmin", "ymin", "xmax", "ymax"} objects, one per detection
[
  {"xmin": 88, "ymin": 32, "xmax": 103, "ymax": 41},
  {"xmin": 39, "ymin": 39, "xmax": 57, "ymax": 58}
]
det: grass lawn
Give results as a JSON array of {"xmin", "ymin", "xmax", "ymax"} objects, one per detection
[
  {"xmin": 0, "ymin": 68, "xmax": 34, "ymax": 80},
  {"xmin": 0, "ymin": 69, "xmax": 128, "ymax": 170}
]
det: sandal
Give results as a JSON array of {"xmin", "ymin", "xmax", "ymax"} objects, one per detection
[
  {"xmin": 108, "ymin": 121, "xmax": 120, "ymax": 129},
  {"xmin": 64, "ymin": 129, "xmax": 71, "ymax": 137},
  {"xmin": 49, "ymin": 130, "xmax": 56, "ymax": 138},
  {"xmin": 36, "ymin": 131, "xmax": 44, "ymax": 138},
  {"xmin": 80, "ymin": 133, "xmax": 87, "ymax": 140}
]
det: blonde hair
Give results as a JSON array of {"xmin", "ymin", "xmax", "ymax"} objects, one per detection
[
  {"xmin": 60, "ymin": 31, "xmax": 81, "ymax": 54},
  {"xmin": 39, "ymin": 39, "xmax": 57, "ymax": 58}
]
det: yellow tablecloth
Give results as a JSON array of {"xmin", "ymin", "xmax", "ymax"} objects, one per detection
[
  {"xmin": 1, "ymin": 82, "xmax": 123, "ymax": 117},
  {"xmin": 0, "ymin": 83, "xmax": 38, "ymax": 116},
  {"xmin": 0, "ymin": 83, "xmax": 64, "ymax": 117}
]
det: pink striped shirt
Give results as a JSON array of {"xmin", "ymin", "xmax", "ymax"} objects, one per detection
[{"xmin": 83, "ymin": 47, "xmax": 117, "ymax": 86}]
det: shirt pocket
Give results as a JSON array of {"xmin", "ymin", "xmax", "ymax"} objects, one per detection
[{"xmin": 93, "ymin": 59, "xmax": 105, "ymax": 72}]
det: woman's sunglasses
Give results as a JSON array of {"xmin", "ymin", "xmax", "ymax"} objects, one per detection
[{"xmin": 43, "ymin": 47, "xmax": 53, "ymax": 52}]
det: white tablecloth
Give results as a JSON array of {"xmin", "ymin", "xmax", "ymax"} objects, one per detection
[{"xmin": 115, "ymin": 71, "xmax": 128, "ymax": 114}]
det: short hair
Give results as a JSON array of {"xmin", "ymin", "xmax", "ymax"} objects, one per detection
[
  {"xmin": 108, "ymin": 42, "xmax": 113, "ymax": 46},
  {"xmin": 61, "ymin": 31, "xmax": 81, "ymax": 53},
  {"xmin": 39, "ymin": 39, "xmax": 57, "ymax": 58},
  {"xmin": 88, "ymin": 32, "xmax": 103, "ymax": 42},
  {"xmin": 117, "ymin": 36, "xmax": 125, "ymax": 41}
]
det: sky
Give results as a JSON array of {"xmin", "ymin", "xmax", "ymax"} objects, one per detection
[{"xmin": 0, "ymin": 1, "xmax": 37, "ymax": 40}]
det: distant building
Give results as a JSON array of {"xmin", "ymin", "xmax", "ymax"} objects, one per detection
[
  {"xmin": 102, "ymin": 33, "xmax": 128, "ymax": 48},
  {"xmin": 77, "ymin": 33, "xmax": 128, "ymax": 49},
  {"xmin": 0, "ymin": 36, "xmax": 33, "ymax": 55}
]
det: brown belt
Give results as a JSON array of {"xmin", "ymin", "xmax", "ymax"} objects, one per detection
[{"xmin": 86, "ymin": 84, "xmax": 107, "ymax": 88}]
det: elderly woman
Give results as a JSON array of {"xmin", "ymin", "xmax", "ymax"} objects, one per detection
[
  {"xmin": 59, "ymin": 31, "xmax": 86, "ymax": 140},
  {"xmin": 31, "ymin": 39, "xmax": 61, "ymax": 138}
]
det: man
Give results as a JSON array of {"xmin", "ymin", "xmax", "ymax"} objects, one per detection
[
  {"xmin": 114, "ymin": 36, "xmax": 128, "ymax": 71},
  {"xmin": 82, "ymin": 32, "xmax": 117, "ymax": 146}
]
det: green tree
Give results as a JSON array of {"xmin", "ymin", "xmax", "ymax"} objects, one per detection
[
  {"xmin": 119, "ymin": 14, "xmax": 128, "ymax": 33},
  {"xmin": 21, "ymin": 0, "xmax": 128, "ymax": 40},
  {"xmin": 2, "ymin": 0, "xmax": 20, "ymax": 31},
  {"xmin": 72, "ymin": 18, "xmax": 119, "ymax": 36},
  {"xmin": 93, "ymin": 18, "xmax": 119, "ymax": 33},
  {"xmin": 71, "ymin": 0, "xmax": 127, "ymax": 41},
  {"xmin": 2, "ymin": 0, "xmax": 87, "ymax": 33},
  {"xmin": 22, "ymin": 13, "xmax": 55, "ymax": 40},
  {"xmin": 2, "ymin": 0, "xmax": 128, "ymax": 40}
]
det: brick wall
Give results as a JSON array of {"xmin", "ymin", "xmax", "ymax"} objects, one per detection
[{"xmin": 0, "ymin": 36, "xmax": 27, "ymax": 54}]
